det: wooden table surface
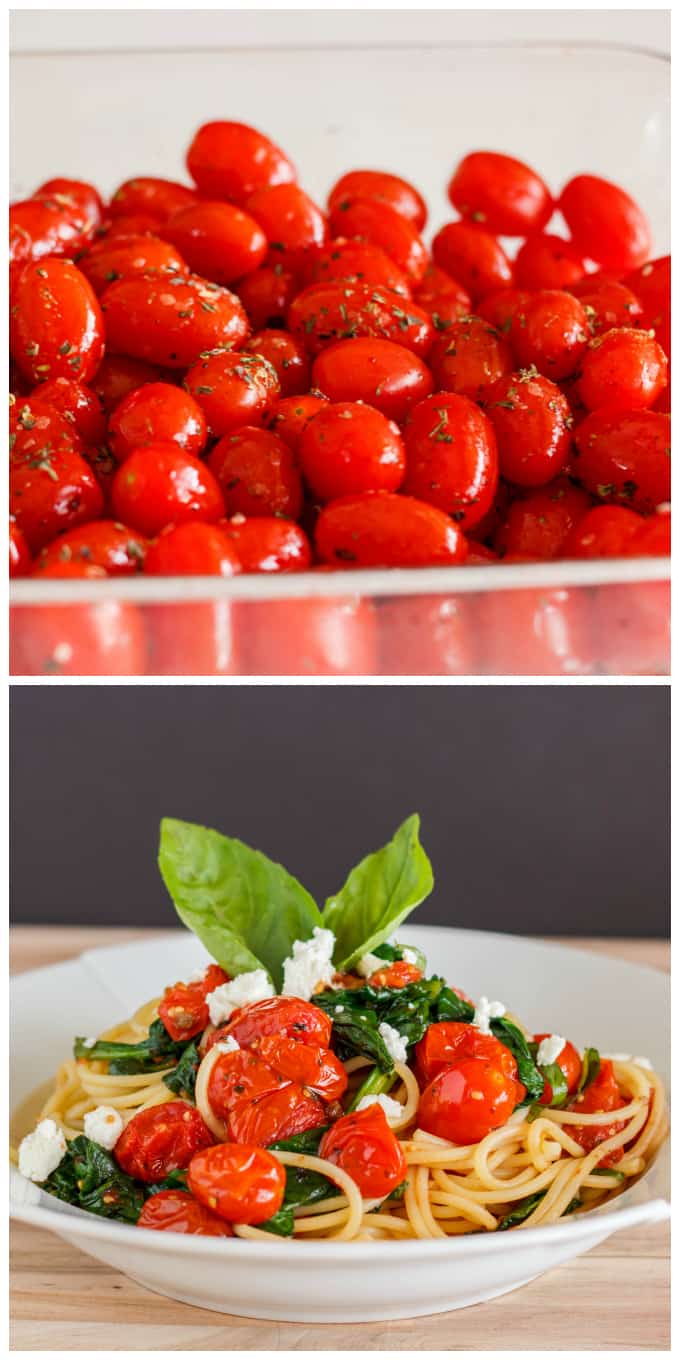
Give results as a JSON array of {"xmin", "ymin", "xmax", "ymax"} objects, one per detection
[{"xmin": 10, "ymin": 927, "xmax": 670, "ymax": 1352}]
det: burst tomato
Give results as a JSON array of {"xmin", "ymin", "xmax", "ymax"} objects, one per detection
[
  {"xmin": 415, "ymin": 1021, "xmax": 520, "ymax": 1087},
  {"xmin": 568, "ymin": 1059, "xmax": 627, "ymax": 1166},
  {"xmin": 159, "ymin": 964, "xmax": 230, "ymax": 1040},
  {"xmin": 318, "ymin": 1104, "xmax": 407, "ymax": 1198},
  {"xmin": 188, "ymin": 1144, "xmax": 286, "ymax": 1224},
  {"xmin": 115, "ymin": 1102, "xmax": 214, "ymax": 1182},
  {"xmin": 218, "ymin": 996, "xmax": 332, "ymax": 1050},
  {"xmin": 137, "ymin": 1189, "xmax": 233, "ymax": 1236},
  {"xmin": 206, "ymin": 1047, "xmax": 327, "ymax": 1145},
  {"xmin": 418, "ymin": 1054, "xmax": 523, "ymax": 1143}
]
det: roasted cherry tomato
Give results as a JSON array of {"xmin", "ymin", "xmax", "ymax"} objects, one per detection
[
  {"xmin": 366, "ymin": 961, "xmax": 423, "ymax": 989},
  {"xmin": 223, "ymin": 515, "xmax": 312, "ymax": 573},
  {"xmin": 578, "ymin": 328, "xmax": 667, "ymax": 412},
  {"xmin": 328, "ymin": 169, "xmax": 427, "ymax": 231},
  {"xmin": 240, "ymin": 596, "xmax": 377, "ymax": 676},
  {"xmin": 243, "ymin": 329, "xmax": 310, "ymax": 397},
  {"xmin": 137, "ymin": 1188, "xmax": 233, "ymax": 1236},
  {"xmin": 208, "ymin": 426, "xmax": 302, "ymax": 519},
  {"xmin": 108, "ymin": 382, "xmax": 207, "ymax": 462},
  {"xmin": 100, "ymin": 212, "xmax": 162, "ymax": 239},
  {"xmin": 100, "ymin": 274, "xmax": 249, "ymax": 368},
  {"xmin": 626, "ymin": 255, "xmax": 670, "ymax": 358},
  {"xmin": 91, "ymin": 354, "xmax": 164, "ymax": 413},
  {"xmin": 188, "ymin": 1143, "xmax": 286, "ymax": 1224},
  {"xmin": 477, "ymin": 287, "xmax": 531, "ymax": 333},
  {"xmin": 413, "ymin": 263, "xmax": 472, "ymax": 328},
  {"xmin": 311, "ymin": 337, "xmax": 432, "ymax": 423},
  {"xmin": 10, "ymin": 567, "xmax": 146, "ymax": 676},
  {"xmin": 10, "ymin": 197, "xmax": 89, "ymax": 271},
  {"xmin": 186, "ymin": 121, "xmax": 297, "ymax": 205},
  {"xmin": 415, "ymin": 1021, "xmax": 520, "ymax": 1087},
  {"xmin": 265, "ymin": 393, "xmax": 329, "ymax": 450},
  {"xmin": 115, "ymin": 1101, "xmax": 214, "ymax": 1183},
  {"xmin": 559, "ymin": 175, "xmax": 651, "ymax": 272},
  {"xmin": 246, "ymin": 183, "xmax": 328, "ymax": 275},
  {"xmin": 36, "ymin": 520, "xmax": 147, "ymax": 575},
  {"xmin": 185, "ymin": 351, "xmax": 279, "ymax": 437},
  {"xmin": 316, "ymin": 491, "xmax": 468, "ymax": 568},
  {"xmin": 569, "ymin": 277, "xmax": 643, "ymax": 334},
  {"xmin": 428, "ymin": 315, "xmax": 513, "ymax": 401},
  {"xmin": 328, "ymin": 197, "xmax": 427, "ymax": 284},
  {"xmin": 108, "ymin": 176, "xmax": 197, "ymax": 222},
  {"xmin": 318, "ymin": 1104, "xmax": 408, "ymax": 1198},
  {"xmin": 256, "ymin": 1035, "xmax": 347, "ymax": 1100},
  {"xmin": 573, "ymin": 408, "xmax": 670, "ymax": 513},
  {"xmin": 623, "ymin": 507, "xmax": 670, "ymax": 557},
  {"xmin": 10, "ymin": 423, "xmax": 104, "ymax": 554},
  {"xmin": 510, "ymin": 289, "xmax": 590, "ymax": 381},
  {"xmin": 483, "ymin": 371, "xmax": 573, "ymax": 487},
  {"xmin": 158, "ymin": 964, "xmax": 230, "ymax": 1040},
  {"xmin": 77, "ymin": 233, "xmax": 187, "ymax": 296},
  {"xmin": 220, "ymin": 996, "xmax": 332, "ymax": 1050},
  {"xmin": 432, "ymin": 221, "xmax": 513, "ymax": 302},
  {"xmin": 403, "ymin": 392, "xmax": 498, "ymax": 530},
  {"xmin": 35, "ymin": 177, "xmax": 104, "ymax": 231},
  {"xmin": 299, "ymin": 401, "xmax": 405, "ymax": 501},
  {"xmin": 207, "ymin": 1047, "xmax": 327, "ymax": 1145},
  {"xmin": 419, "ymin": 1053, "xmax": 523, "ymax": 1144},
  {"xmin": 10, "ymin": 520, "xmax": 32, "ymax": 577},
  {"xmin": 513, "ymin": 234, "xmax": 588, "ymax": 291},
  {"xmin": 287, "ymin": 282, "xmax": 434, "ymax": 357},
  {"xmin": 447, "ymin": 151, "xmax": 553, "ymax": 236},
  {"xmin": 305, "ymin": 238, "xmax": 411, "ymax": 297},
  {"xmin": 111, "ymin": 443, "xmax": 225, "ymax": 537},
  {"xmin": 161, "ymin": 200, "xmax": 267, "ymax": 284},
  {"xmin": 534, "ymin": 1034, "xmax": 582, "ymax": 1105},
  {"xmin": 30, "ymin": 376, "xmax": 107, "ymax": 446},
  {"xmin": 568, "ymin": 1059, "xmax": 627, "ymax": 1166},
  {"xmin": 235, "ymin": 264, "xmax": 298, "ymax": 330},
  {"xmin": 495, "ymin": 478, "xmax": 591, "ymax": 559},
  {"xmin": 11, "ymin": 258, "xmax": 105, "ymax": 385},
  {"xmin": 144, "ymin": 521, "xmax": 241, "ymax": 577},
  {"xmin": 561, "ymin": 504, "xmax": 644, "ymax": 559}
]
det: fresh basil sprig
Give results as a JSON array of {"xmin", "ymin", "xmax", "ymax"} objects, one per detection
[{"xmin": 577, "ymin": 1047, "xmax": 601, "ymax": 1093}]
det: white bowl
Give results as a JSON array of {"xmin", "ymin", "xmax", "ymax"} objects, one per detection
[{"xmin": 10, "ymin": 926, "xmax": 669, "ymax": 1321}]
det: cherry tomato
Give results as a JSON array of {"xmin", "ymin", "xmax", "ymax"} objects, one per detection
[
  {"xmin": 513, "ymin": 234, "xmax": 588, "ymax": 291},
  {"xmin": 432, "ymin": 221, "xmax": 513, "ymax": 302},
  {"xmin": 100, "ymin": 274, "xmax": 249, "ymax": 368},
  {"xmin": 137, "ymin": 1188, "xmax": 233, "ymax": 1236},
  {"xmin": 573, "ymin": 408, "xmax": 670, "ymax": 512},
  {"xmin": 428, "ymin": 315, "xmax": 513, "ymax": 401},
  {"xmin": 10, "ymin": 567, "xmax": 146, "ymax": 676},
  {"xmin": 559, "ymin": 175, "xmax": 651, "ymax": 271},
  {"xmin": 11, "ymin": 259, "xmax": 105, "ymax": 385},
  {"xmin": 510, "ymin": 290, "xmax": 590, "ymax": 381},
  {"xmin": 109, "ymin": 176, "xmax": 197, "ymax": 222},
  {"xmin": 160, "ymin": 200, "xmax": 267, "ymax": 284},
  {"xmin": 111, "ymin": 443, "xmax": 225, "ymax": 537},
  {"xmin": 306, "ymin": 238, "xmax": 411, "ymax": 297},
  {"xmin": 419, "ymin": 1054, "xmax": 523, "ymax": 1144},
  {"xmin": 108, "ymin": 382, "xmax": 207, "ymax": 462},
  {"xmin": 318, "ymin": 1104, "xmax": 407, "ymax": 1198},
  {"xmin": 223, "ymin": 516, "xmax": 312, "ymax": 572},
  {"xmin": 99, "ymin": 213, "xmax": 162, "ymax": 239},
  {"xmin": 144, "ymin": 522, "xmax": 241, "ymax": 577},
  {"xmin": 316, "ymin": 491, "xmax": 468, "ymax": 568},
  {"xmin": 235, "ymin": 264, "xmax": 298, "ymax": 330},
  {"xmin": 10, "ymin": 197, "xmax": 89, "ymax": 271},
  {"xmin": 115, "ymin": 1101, "xmax": 213, "ymax": 1182},
  {"xmin": 480, "ymin": 587, "xmax": 592, "ymax": 676},
  {"xmin": 10, "ymin": 429, "xmax": 104, "ymax": 554},
  {"xmin": 561, "ymin": 505, "xmax": 644, "ymax": 559},
  {"xmin": 477, "ymin": 287, "xmax": 531, "ymax": 333},
  {"xmin": 415, "ymin": 1021, "xmax": 521, "ymax": 1087},
  {"xmin": 569, "ymin": 277, "xmax": 643, "ymax": 334},
  {"xmin": 568, "ymin": 1059, "xmax": 627, "ymax": 1166},
  {"xmin": 377, "ymin": 595, "xmax": 476, "ymax": 676},
  {"xmin": 447, "ymin": 151, "xmax": 553, "ymax": 236},
  {"xmin": 146, "ymin": 601, "xmax": 239, "ymax": 677},
  {"xmin": 10, "ymin": 520, "xmax": 32, "ymax": 577},
  {"xmin": 189, "ymin": 1143, "xmax": 286, "ymax": 1225},
  {"xmin": 257, "ymin": 1035, "xmax": 348, "ymax": 1101},
  {"xmin": 578, "ymin": 328, "xmax": 667, "ymax": 412},
  {"xmin": 328, "ymin": 197, "xmax": 427, "ymax": 284},
  {"xmin": 187, "ymin": 121, "xmax": 297, "ymax": 205},
  {"xmin": 220, "ymin": 996, "xmax": 332, "ymax": 1050},
  {"xmin": 185, "ymin": 350, "xmax": 279, "ymax": 437},
  {"xmin": 288, "ymin": 281, "xmax": 434, "ymax": 357},
  {"xmin": 36, "ymin": 520, "xmax": 147, "ymax": 575},
  {"xmin": 207, "ymin": 1047, "xmax": 327, "ymax": 1145},
  {"xmin": 299, "ymin": 401, "xmax": 405, "ymax": 501},
  {"xmin": 158, "ymin": 964, "xmax": 230, "ymax": 1040},
  {"xmin": 30, "ymin": 376, "xmax": 107, "ymax": 446},
  {"xmin": 534, "ymin": 1033, "xmax": 582, "ymax": 1105},
  {"xmin": 265, "ymin": 393, "xmax": 329, "ymax": 451},
  {"xmin": 414, "ymin": 263, "xmax": 472, "ymax": 329},
  {"xmin": 367, "ymin": 961, "xmax": 423, "ymax": 989},
  {"xmin": 91, "ymin": 354, "xmax": 164, "ymax": 413},
  {"xmin": 35, "ymin": 177, "xmax": 104, "ymax": 231},
  {"xmin": 78, "ymin": 233, "xmax": 188, "ymax": 296},
  {"xmin": 243, "ymin": 329, "xmax": 310, "ymax": 397},
  {"xmin": 246, "ymin": 183, "xmax": 328, "ymax": 275},
  {"xmin": 403, "ymin": 392, "xmax": 498, "ymax": 530},
  {"xmin": 626, "ymin": 255, "xmax": 670, "ymax": 357},
  {"xmin": 328, "ymin": 169, "xmax": 427, "ymax": 231},
  {"xmin": 623, "ymin": 507, "xmax": 670, "ymax": 557},
  {"xmin": 240, "ymin": 597, "xmax": 376, "ymax": 676},
  {"xmin": 495, "ymin": 478, "xmax": 591, "ymax": 559},
  {"xmin": 483, "ymin": 371, "xmax": 573, "ymax": 487},
  {"xmin": 208, "ymin": 426, "xmax": 302, "ymax": 519}
]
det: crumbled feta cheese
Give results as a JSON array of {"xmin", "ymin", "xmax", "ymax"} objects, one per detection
[
  {"xmin": 185, "ymin": 966, "xmax": 208, "ymax": 984},
  {"xmin": 82, "ymin": 1037, "xmax": 97, "ymax": 1049},
  {"xmin": 18, "ymin": 1119, "xmax": 67, "ymax": 1182},
  {"xmin": 334, "ymin": 1005, "xmax": 345, "ymax": 1014},
  {"xmin": 281, "ymin": 927, "xmax": 335, "ymax": 1000},
  {"xmin": 356, "ymin": 1093, "xmax": 403, "ymax": 1122},
  {"xmin": 356, "ymin": 952, "xmax": 384, "ymax": 978},
  {"xmin": 401, "ymin": 948, "xmax": 419, "ymax": 966},
  {"xmin": 536, "ymin": 1034, "xmax": 566, "ymax": 1067},
  {"xmin": 83, "ymin": 1105, "xmax": 124, "ymax": 1150},
  {"xmin": 213, "ymin": 1035, "xmax": 240, "ymax": 1055},
  {"xmin": 206, "ymin": 970, "xmax": 274, "ymax": 1025},
  {"xmin": 473, "ymin": 996, "xmax": 506, "ymax": 1035},
  {"xmin": 378, "ymin": 1022, "xmax": 408, "ymax": 1064}
]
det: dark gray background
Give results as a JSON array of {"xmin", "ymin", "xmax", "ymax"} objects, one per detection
[{"xmin": 11, "ymin": 686, "xmax": 669, "ymax": 937}]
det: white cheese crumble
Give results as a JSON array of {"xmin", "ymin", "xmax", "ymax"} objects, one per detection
[
  {"xmin": 82, "ymin": 1037, "xmax": 97, "ymax": 1049},
  {"xmin": 472, "ymin": 996, "xmax": 506, "ymax": 1035},
  {"xmin": 536, "ymin": 1034, "xmax": 566, "ymax": 1067},
  {"xmin": 356, "ymin": 1093, "xmax": 403, "ymax": 1123},
  {"xmin": 83, "ymin": 1105, "xmax": 124, "ymax": 1150},
  {"xmin": 281, "ymin": 927, "xmax": 335, "ymax": 1001},
  {"xmin": 213, "ymin": 1035, "xmax": 240, "ymax": 1055},
  {"xmin": 378, "ymin": 1022, "xmax": 408, "ymax": 1064},
  {"xmin": 185, "ymin": 965, "xmax": 208, "ymax": 984},
  {"xmin": 206, "ymin": 970, "xmax": 274, "ymax": 1024},
  {"xmin": 18, "ymin": 1119, "xmax": 67, "ymax": 1182},
  {"xmin": 401, "ymin": 948, "xmax": 419, "ymax": 966},
  {"xmin": 334, "ymin": 1005, "xmax": 345, "ymax": 1014},
  {"xmin": 356, "ymin": 952, "xmax": 384, "ymax": 978}
]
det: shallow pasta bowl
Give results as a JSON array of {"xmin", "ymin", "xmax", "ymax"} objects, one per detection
[{"xmin": 10, "ymin": 927, "xmax": 670, "ymax": 1321}]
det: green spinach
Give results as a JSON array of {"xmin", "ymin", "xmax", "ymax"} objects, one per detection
[
  {"xmin": 74, "ymin": 1018, "xmax": 186, "ymax": 1074},
  {"xmin": 43, "ymin": 1136, "xmax": 145, "ymax": 1222}
]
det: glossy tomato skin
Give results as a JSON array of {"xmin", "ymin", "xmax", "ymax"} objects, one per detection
[
  {"xmin": 477, "ymin": 287, "xmax": 531, "ymax": 333},
  {"xmin": 11, "ymin": 437, "xmax": 104, "ymax": 554},
  {"xmin": 561, "ymin": 505, "xmax": 644, "ymax": 559},
  {"xmin": 185, "ymin": 351, "xmax": 279, "ymax": 437},
  {"xmin": 144, "ymin": 522, "xmax": 241, "ymax": 577},
  {"xmin": 10, "ymin": 197, "xmax": 89, "ymax": 271},
  {"xmin": 11, "ymin": 259, "xmax": 105, "ymax": 385},
  {"xmin": 235, "ymin": 265, "xmax": 298, "ymax": 330},
  {"xmin": 10, "ymin": 520, "xmax": 32, "ymax": 576},
  {"xmin": 243, "ymin": 329, "xmax": 310, "ymax": 397},
  {"xmin": 111, "ymin": 443, "xmax": 225, "ymax": 537},
  {"xmin": 626, "ymin": 255, "xmax": 670, "ymax": 358},
  {"xmin": 578, "ymin": 328, "xmax": 668, "ymax": 412},
  {"xmin": 189, "ymin": 1144, "xmax": 286, "ymax": 1225},
  {"xmin": 78, "ymin": 233, "xmax": 187, "ymax": 296},
  {"xmin": 256, "ymin": 1035, "xmax": 348, "ymax": 1101},
  {"xmin": 36, "ymin": 177, "xmax": 104, "ymax": 231},
  {"xmin": 115, "ymin": 1101, "xmax": 214, "ymax": 1182},
  {"xmin": 319, "ymin": 1104, "xmax": 407, "ymax": 1198},
  {"xmin": 568, "ymin": 1059, "xmax": 627, "ymax": 1166},
  {"xmin": 137, "ymin": 1189, "xmax": 233, "ymax": 1236},
  {"xmin": 240, "ymin": 596, "xmax": 377, "ymax": 676},
  {"xmin": 91, "ymin": 354, "xmax": 164, "ymax": 413},
  {"xmin": 534, "ymin": 1033, "xmax": 582, "ymax": 1105},
  {"xmin": 483, "ymin": 372, "xmax": 573, "ymax": 487},
  {"xmin": 559, "ymin": 175, "xmax": 651, "ymax": 272},
  {"xmin": 36, "ymin": 520, "xmax": 147, "ymax": 575},
  {"xmin": 513, "ymin": 234, "xmax": 588, "ymax": 291},
  {"xmin": 100, "ymin": 213, "xmax": 162, "ymax": 239},
  {"xmin": 30, "ymin": 376, "xmax": 107, "ymax": 446},
  {"xmin": 305, "ymin": 238, "xmax": 411, "ymax": 297},
  {"xmin": 223, "ymin": 516, "xmax": 312, "ymax": 572},
  {"xmin": 158, "ymin": 964, "xmax": 230, "ymax": 1040},
  {"xmin": 311, "ymin": 337, "xmax": 433, "ymax": 423},
  {"xmin": 246, "ymin": 183, "xmax": 328, "ymax": 275},
  {"xmin": 448, "ymin": 151, "xmax": 553, "ymax": 236},
  {"xmin": 419, "ymin": 1055, "xmax": 522, "ymax": 1144},
  {"xmin": 299, "ymin": 401, "xmax": 406, "ymax": 501},
  {"xmin": 187, "ymin": 121, "xmax": 297, "ymax": 205},
  {"xmin": 316, "ymin": 492, "xmax": 468, "ymax": 568},
  {"xmin": 207, "ymin": 1047, "xmax": 327, "ymax": 1145},
  {"xmin": 287, "ymin": 282, "xmax": 434, "ymax": 357},
  {"xmin": 431, "ymin": 221, "xmax": 513, "ymax": 302},
  {"xmin": 415, "ymin": 1021, "xmax": 521, "ymax": 1087},
  {"xmin": 161, "ymin": 200, "xmax": 267, "ymax": 283},
  {"xmin": 413, "ymin": 264, "xmax": 472, "ymax": 328},
  {"xmin": 100, "ymin": 274, "xmax": 249, "ymax": 368},
  {"xmin": 624, "ymin": 508, "xmax": 671, "ymax": 557},
  {"xmin": 367, "ymin": 961, "xmax": 423, "ymax": 989},
  {"xmin": 221, "ymin": 997, "xmax": 332, "ymax": 1050},
  {"xmin": 573, "ymin": 408, "xmax": 670, "ymax": 513},
  {"xmin": 266, "ymin": 394, "xmax": 329, "ymax": 450},
  {"xmin": 10, "ymin": 570, "xmax": 146, "ymax": 676},
  {"xmin": 495, "ymin": 478, "xmax": 591, "ymax": 559},
  {"xmin": 328, "ymin": 197, "xmax": 428, "ymax": 284},
  {"xmin": 208, "ymin": 426, "xmax": 302, "ymax": 519},
  {"xmin": 403, "ymin": 392, "xmax": 498, "ymax": 531},
  {"xmin": 328, "ymin": 169, "xmax": 427, "ymax": 231},
  {"xmin": 510, "ymin": 290, "xmax": 590, "ymax": 381},
  {"xmin": 108, "ymin": 176, "xmax": 197, "ymax": 222},
  {"xmin": 428, "ymin": 315, "xmax": 513, "ymax": 401},
  {"xmin": 569, "ymin": 278, "xmax": 643, "ymax": 334},
  {"xmin": 109, "ymin": 382, "xmax": 207, "ymax": 462}
]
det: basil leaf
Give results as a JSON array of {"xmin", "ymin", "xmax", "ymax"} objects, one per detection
[
  {"xmin": 323, "ymin": 815, "xmax": 433, "ymax": 971},
  {"xmin": 498, "ymin": 1190, "xmax": 546, "ymax": 1230},
  {"xmin": 491, "ymin": 1018, "xmax": 544, "ymax": 1102},
  {"xmin": 540, "ymin": 1061, "xmax": 569, "ymax": 1107},
  {"xmin": 158, "ymin": 818, "xmax": 323, "ymax": 989},
  {"xmin": 260, "ymin": 1205, "xmax": 296, "ymax": 1236},
  {"xmin": 577, "ymin": 1047, "xmax": 600, "ymax": 1093}
]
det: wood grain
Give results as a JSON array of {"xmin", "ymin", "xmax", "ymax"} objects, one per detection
[{"xmin": 10, "ymin": 928, "xmax": 670, "ymax": 1351}]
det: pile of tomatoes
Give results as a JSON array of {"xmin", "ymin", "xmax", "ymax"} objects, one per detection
[{"xmin": 9, "ymin": 124, "xmax": 670, "ymax": 675}]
